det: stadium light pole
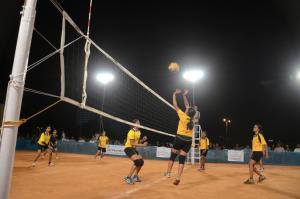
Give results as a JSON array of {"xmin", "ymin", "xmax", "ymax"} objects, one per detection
[
  {"xmin": 96, "ymin": 72, "xmax": 114, "ymax": 131},
  {"xmin": 0, "ymin": 1, "xmax": 37, "ymax": 198},
  {"xmin": 223, "ymin": 118, "xmax": 231, "ymax": 148},
  {"xmin": 183, "ymin": 69, "xmax": 204, "ymax": 106}
]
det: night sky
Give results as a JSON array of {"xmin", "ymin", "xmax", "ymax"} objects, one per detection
[{"xmin": 1, "ymin": 1, "xmax": 300, "ymax": 147}]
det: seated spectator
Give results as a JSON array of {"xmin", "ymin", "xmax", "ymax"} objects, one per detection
[
  {"xmin": 89, "ymin": 136, "xmax": 96, "ymax": 143},
  {"xmin": 274, "ymin": 143, "xmax": 285, "ymax": 152},
  {"xmin": 114, "ymin": 140, "xmax": 120, "ymax": 145},
  {"xmin": 78, "ymin": 137, "xmax": 85, "ymax": 142},
  {"xmin": 214, "ymin": 143, "xmax": 221, "ymax": 150},
  {"xmin": 234, "ymin": 144, "xmax": 240, "ymax": 150},
  {"xmin": 294, "ymin": 144, "xmax": 300, "ymax": 153},
  {"xmin": 244, "ymin": 145, "xmax": 250, "ymax": 150},
  {"xmin": 285, "ymin": 144, "xmax": 292, "ymax": 152},
  {"xmin": 271, "ymin": 144, "xmax": 275, "ymax": 151},
  {"xmin": 209, "ymin": 142, "xmax": 213, "ymax": 149}
]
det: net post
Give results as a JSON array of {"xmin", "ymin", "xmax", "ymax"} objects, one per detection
[
  {"xmin": 0, "ymin": 0, "xmax": 37, "ymax": 198},
  {"xmin": 60, "ymin": 16, "xmax": 66, "ymax": 98}
]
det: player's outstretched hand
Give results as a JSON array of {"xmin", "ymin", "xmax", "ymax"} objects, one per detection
[
  {"xmin": 183, "ymin": 89, "xmax": 189, "ymax": 96},
  {"xmin": 174, "ymin": 89, "xmax": 181, "ymax": 95}
]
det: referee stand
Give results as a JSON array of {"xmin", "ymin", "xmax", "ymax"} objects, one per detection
[{"xmin": 187, "ymin": 124, "xmax": 202, "ymax": 165}]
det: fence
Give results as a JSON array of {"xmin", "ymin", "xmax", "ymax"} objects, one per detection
[{"xmin": 16, "ymin": 139, "xmax": 300, "ymax": 165}]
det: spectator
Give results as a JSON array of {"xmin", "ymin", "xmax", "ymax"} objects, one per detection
[
  {"xmin": 215, "ymin": 143, "xmax": 221, "ymax": 150},
  {"xmin": 274, "ymin": 143, "xmax": 285, "ymax": 152},
  {"xmin": 62, "ymin": 131, "xmax": 66, "ymax": 141},
  {"xmin": 209, "ymin": 142, "xmax": 213, "ymax": 149},
  {"xmin": 114, "ymin": 140, "xmax": 120, "ymax": 145},
  {"xmin": 270, "ymin": 144, "xmax": 275, "ymax": 151},
  {"xmin": 78, "ymin": 137, "xmax": 85, "ymax": 142},
  {"xmin": 244, "ymin": 145, "xmax": 250, "ymax": 150},
  {"xmin": 234, "ymin": 144, "xmax": 240, "ymax": 150},
  {"xmin": 89, "ymin": 135, "xmax": 96, "ymax": 143},
  {"xmin": 294, "ymin": 144, "xmax": 300, "ymax": 153},
  {"xmin": 285, "ymin": 144, "xmax": 292, "ymax": 152}
]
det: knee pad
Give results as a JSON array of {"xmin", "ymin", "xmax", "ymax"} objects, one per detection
[
  {"xmin": 134, "ymin": 159, "xmax": 144, "ymax": 167},
  {"xmin": 170, "ymin": 152, "xmax": 178, "ymax": 161},
  {"xmin": 179, "ymin": 155, "xmax": 186, "ymax": 164}
]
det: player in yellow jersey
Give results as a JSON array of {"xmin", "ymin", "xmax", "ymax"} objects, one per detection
[
  {"xmin": 123, "ymin": 119, "xmax": 148, "ymax": 185},
  {"xmin": 94, "ymin": 131, "xmax": 109, "ymax": 160},
  {"xmin": 165, "ymin": 89, "xmax": 196, "ymax": 185},
  {"xmin": 199, "ymin": 131, "xmax": 209, "ymax": 171},
  {"xmin": 32, "ymin": 126, "xmax": 54, "ymax": 167},
  {"xmin": 244, "ymin": 124, "xmax": 268, "ymax": 184}
]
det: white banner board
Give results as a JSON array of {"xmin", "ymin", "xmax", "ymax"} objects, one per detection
[
  {"xmin": 106, "ymin": 145, "xmax": 126, "ymax": 156},
  {"xmin": 228, "ymin": 150, "xmax": 244, "ymax": 162},
  {"xmin": 156, "ymin": 147, "xmax": 171, "ymax": 158}
]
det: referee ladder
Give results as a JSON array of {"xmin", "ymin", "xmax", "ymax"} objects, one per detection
[{"xmin": 187, "ymin": 124, "xmax": 202, "ymax": 165}]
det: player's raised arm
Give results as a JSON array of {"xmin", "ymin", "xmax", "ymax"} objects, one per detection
[
  {"xmin": 173, "ymin": 89, "xmax": 181, "ymax": 111},
  {"xmin": 182, "ymin": 89, "xmax": 190, "ymax": 109}
]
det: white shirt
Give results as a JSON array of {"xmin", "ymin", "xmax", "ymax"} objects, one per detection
[{"xmin": 294, "ymin": 148, "xmax": 300, "ymax": 153}]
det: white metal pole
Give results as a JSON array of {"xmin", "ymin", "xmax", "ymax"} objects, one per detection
[{"xmin": 0, "ymin": 0, "xmax": 37, "ymax": 198}]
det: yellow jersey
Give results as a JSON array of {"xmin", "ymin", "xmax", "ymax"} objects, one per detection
[
  {"xmin": 252, "ymin": 133, "xmax": 267, "ymax": 152},
  {"xmin": 176, "ymin": 109, "xmax": 192, "ymax": 137},
  {"xmin": 200, "ymin": 137, "xmax": 209, "ymax": 150},
  {"xmin": 125, "ymin": 129, "xmax": 141, "ymax": 148},
  {"xmin": 98, "ymin": 136, "xmax": 109, "ymax": 148},
  {"xmin": 38, "ymin": 133, "xmax": 50, "ymax": 146}
]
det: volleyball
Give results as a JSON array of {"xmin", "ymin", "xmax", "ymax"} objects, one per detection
[{"xmin": 168, "ymin": 62, "xmax": 180, "ymax": 72}]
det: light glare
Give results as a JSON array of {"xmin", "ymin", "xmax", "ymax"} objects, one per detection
[
  {"xmin": 297, "ymin": 71, "xmax": 300, "ymax": 79},
  {"xmin": 183, "ymin": 70, "xmax": 204, "ymax": 83},
  {"xmin": 96, "ymin": 72, "xmax": 114, "ymax": 85}
]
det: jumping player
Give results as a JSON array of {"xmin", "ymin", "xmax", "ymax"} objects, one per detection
[
  {"xmin": 94, "ymin": 131, "xmax": 109, "ymax": 160},
  {"xmin": 32, "ymin": 126, "xmax": 54, "ymax": 166},
  {"xmin": 165, "ymin": 89, "xmax": 196, "ymax": 185},
  {"xmin": 199, "ymin": 131, "xmax": 209, "ymax": 171},
  {"xmin": 244, "ymin": 124, "xmax": 268, "ymax": 184},
  {"xmin": 123, "ymin": 119, "xmax": 148, "ymax": 185}
]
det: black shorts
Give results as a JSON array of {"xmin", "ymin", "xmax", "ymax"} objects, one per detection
[
  {"xmin": 124, "ymin": 147, "xmax": 139, "ymax": 158},
  {"xmin": 38, "ymin": 144, "xmax": 48, "ymax": 151},
  {"xmin": 98, "ymin": 147, "xmax": 106, "ymax": 153},
  {"xmin": 251, "ymin": 151, "xmax": 263, "ymax": 162},
  {"xmin": 200, "ymin": 149, "xmax": 208, "ymax": 157},
  {"xmin": 173, "ymin": 135, "xmax": 192, "ymax": 153}
]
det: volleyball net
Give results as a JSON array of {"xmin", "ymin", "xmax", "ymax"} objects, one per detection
[{"xmin": 9, "ymin": 0, "xmax": 179, "ymax": 140}]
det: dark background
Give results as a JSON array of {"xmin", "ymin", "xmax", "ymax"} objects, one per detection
[{"xmin": 1, "ymin": 0, "xmax": 300, "ymax": 147}]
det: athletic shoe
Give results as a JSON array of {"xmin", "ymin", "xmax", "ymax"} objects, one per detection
[
  {"xmin": 132, "ymin": 175, "xmax": 142, "ymax": 182},
  {"xmin": 48, "ymin": 162, "xmax": 55, "ymax": 167},
  {"xmin": 164, "ymin": 172, "xmax": 171, "ymax": 178},
  {"xmin": 31, "ymin": 162, "xmax": 36, "ymax": 167},
  {"xmin": 244, "ymin": 178, "xmax": 255, "ymax": 184},
  {"xmin": 258, "ymin": 175, "xmax": 266, "ymax": 182},
  {"xmin": 173, "ymin": 177, "xmax": 180, "ymax": 185},
  {"xmin": 124, "ymin": 176, "xmax": 134, "ymax": 185}
]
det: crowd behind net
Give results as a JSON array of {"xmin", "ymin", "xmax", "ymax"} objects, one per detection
[{"xmin": 15, "ymin": 0, "xmax": 179, "ymax": 140}]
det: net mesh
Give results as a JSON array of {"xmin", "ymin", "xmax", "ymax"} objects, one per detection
[{"xmin": 21, "ymin": 0, "xmax": 178, "ymax": 142}]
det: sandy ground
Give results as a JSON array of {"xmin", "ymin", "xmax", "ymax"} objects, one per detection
[{"xmin": 10, "ymin": 151, "xmax": 300, "ymax": 199}]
